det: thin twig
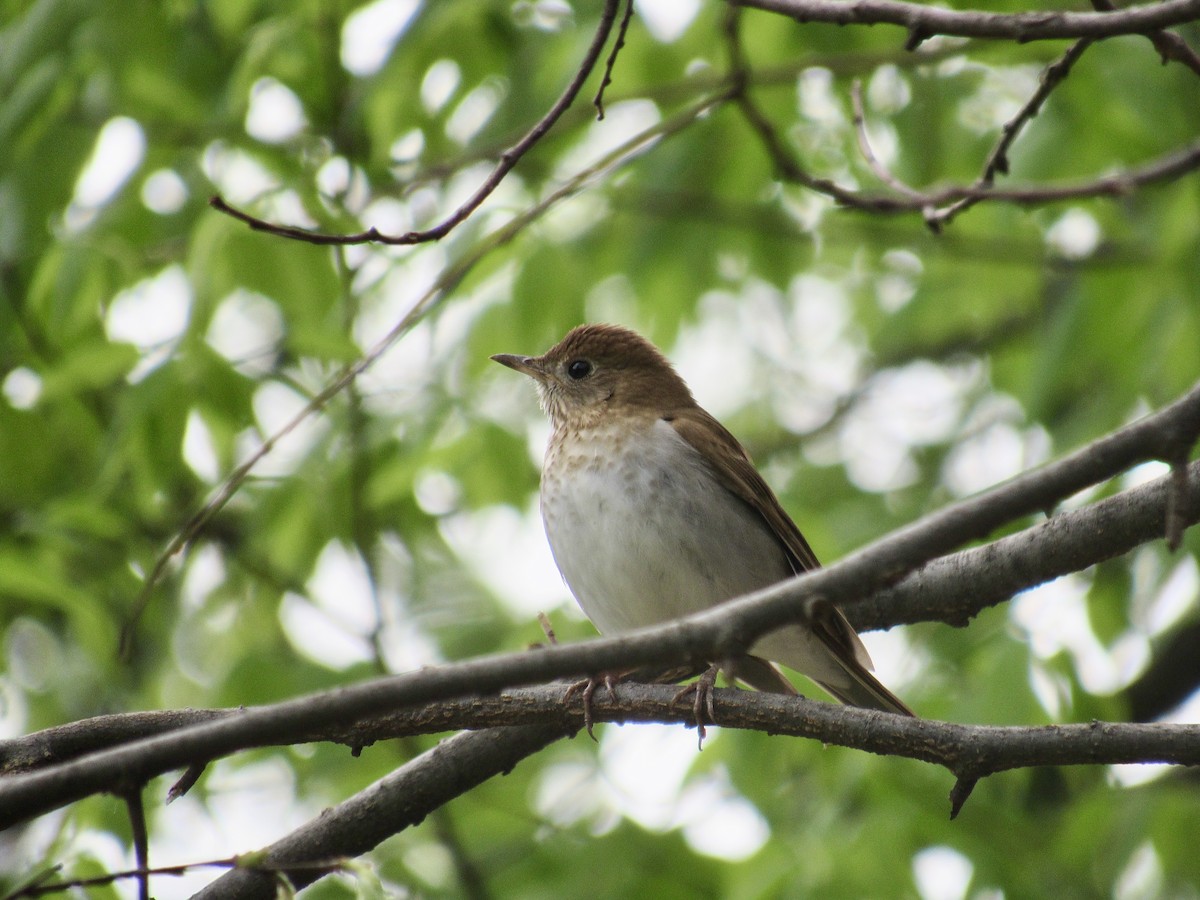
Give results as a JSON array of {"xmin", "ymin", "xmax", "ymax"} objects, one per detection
[
  {"xmin": 166, "ymin": 762, "xmax": 205, "ymax": 804},
  {"xmin": 2, "ymin": 855, "xmax": 348, "ymax": 899},
  {"xmin": 210, "ymin": 0, "xmax": 623, "ymax": 246},
  {"xmin": 928, "ymin": 38, "xmax": 1094, "ymax": 229},
  {"xmin": 1092, "ymin": 0, "xmax": 1200, "ymax": 77},
  {"xmin": 726, "ymin": 9, "xmax": 1200, "ymax": 221},
  {"xmin": 928, "ymin": 138, "xmax": 1200, "ymax": 204},
  {"xmin": 121, "ymin": 92, "xmax": 730, "ymax": 653},
  {"xmin": 768, "ymin": 102, "xmax": 1200, "ymax": 216},
  {"xmin": 722, "ymin": 5, "xmax": 885, "ymax": 209},
  {"xmin": 725, "ymin": 6, "xmax": 1200, "ymax": 222},
  {"xmin": 594, "ymin": 0, "xmax": 637, "ymax": 118},
  {"xmin": 735, "ymin": 0, "xmax": 1200, "ymax": 46},
  {"xmin": 737, "ymin": 69, "xmax": 899, "ymax": 208},
  {"xmin": 721, "ymin": 3, "xmax": 748, "ymax": 79},
  {"xmin": 849, "ymin": 79, "xmax": 927, "ymax": 199}
]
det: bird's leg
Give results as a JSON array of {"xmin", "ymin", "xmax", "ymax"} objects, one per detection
[
  {"xmin": 564, "ymin": 672, "xmax": 621, "ymax": 741},
  {"xmin": 542, "ymin": 613, "xmax": 616, "ymax": 740},
  {"xmin": 565, "ymin": 664, "xmax": 706, "ymax": 740},
  {"xmin": 672, "ymin": 664, "xmax": 722, "ymax": 749}
]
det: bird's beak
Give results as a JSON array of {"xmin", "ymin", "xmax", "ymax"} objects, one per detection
[{"xmin": 491, "ymin": 353, "xmax": 545, "ymax": 379}]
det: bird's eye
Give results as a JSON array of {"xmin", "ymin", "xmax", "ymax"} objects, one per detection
[{"xmin": 566, "ymin": 359, "xmax": 592, "ymax": 380}]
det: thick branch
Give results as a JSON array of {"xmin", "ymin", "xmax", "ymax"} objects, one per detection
[
  {"xmin": 735, "ymin": 0, "xmax": 1200, "ymax": 45},
  {"xmin": 20, "ymin": 688, "xmax": 1187, "ymax": 898},
  {"xmin": 191, "ymin": 724, "xmax": 571, "ymax": 899},
  {"xmin": 189, "ymin": 689, "xmax": 1200, "ymax": 897},
  {"xmin": 0, "ymin": 709, "xmax": 229, "ymax": 775},
  {"xmin": 6, "ymin": 456, "xmax": 1198, "ymax": 780},
  {"xmin": 845, "ymin": 457, "xmax": 1200, "ymax": 630},
  {"xmin": 1, "ymin": 381, "xmax": 1195, "ymax": 829},
  {"xmin": 11, "ymin": 673, "xmax": 1200, "ymax": 782}
]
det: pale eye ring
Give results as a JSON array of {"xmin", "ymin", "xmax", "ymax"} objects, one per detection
[{"xmin": 567, "ymin": 359, "xmax": 592, "ymax": 380}]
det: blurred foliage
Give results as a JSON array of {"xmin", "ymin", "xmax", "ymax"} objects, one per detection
[{"xmin": 1, "ymin": 0, "xmax": 1199, "ymax": 897}]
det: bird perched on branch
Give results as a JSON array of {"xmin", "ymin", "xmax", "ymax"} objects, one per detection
[{"xmin": 493, "ymin": 323, "xmax": 912, "ymax": 732}]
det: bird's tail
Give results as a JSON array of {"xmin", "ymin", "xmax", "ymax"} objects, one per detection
[
  {"xmin": 727, "ymin": 655, "xmax": 798, "ymax": 695},
  {"xmin": 732, "ymin": 652, "xmax": 913, "ymax": 716},
  {"xmin": 817, "ymin": 669, "xmax": 914, "ymax": 717},
  {"xmin": 808, "ymin": 599, "xmax": 915, "ymax": 716}
]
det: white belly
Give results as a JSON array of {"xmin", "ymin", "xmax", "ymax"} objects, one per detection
[{"xmin": 541, "ymin": 418, "xmax": 793, "ymax": 635}]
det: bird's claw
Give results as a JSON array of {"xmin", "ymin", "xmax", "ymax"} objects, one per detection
[
  {"xmin": 672, "ymin": 665, "xmax": 720, "ymax": 749},
  {"xmin": 565, "ymin": 673, "xmax": 619, "ymax": 741}
]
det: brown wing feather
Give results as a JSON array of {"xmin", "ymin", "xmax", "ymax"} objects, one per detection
[
  {"xmin": 666, "ymin": 408, "xmax": 874, "ymax": 672},
  {"xmin": 667, "ymin": 408, "xmax": 820, "ymax": 571}
]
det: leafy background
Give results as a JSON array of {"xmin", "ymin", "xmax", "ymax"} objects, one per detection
[{"xmin": 1, "ymin": 0, "xmax": 1198, "ymax": 896}]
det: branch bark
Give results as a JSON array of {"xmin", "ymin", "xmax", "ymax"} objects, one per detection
[
  {"xmin": 198, "ymin": 687, "xmax": 1200, "ymax": 897},
  {"xmin": 1, "ymin": 383, "xmax": 1196, "ymax": 830},
  {"xmin": 735, "ymin": 0, "xmax": 1200, "ymax": 45},
  {"xmin": 192, "ymin": 724, "xmax": 572, "ymax": 899},
  {"xmin": 6, "ymin": 454, "xmax": 1198, "ymax": 781},
  {"xmin": 845, "ymin": 457, "xmax": 1200, "ymax": 630},
  {"xmin": 210, "ymin": 0, "xmax": 624, "ymax": 246}
]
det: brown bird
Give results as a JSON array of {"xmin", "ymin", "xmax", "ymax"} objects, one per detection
[{"xmin": 493, "ymin": 323, "xmax": 912, "ymax": 721}]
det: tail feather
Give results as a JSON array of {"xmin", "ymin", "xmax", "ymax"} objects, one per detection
[
  {"xmin": 727, "ymin": 655, "xmax": 798, "ymax": 694},
  {"xmin": 807, "ymin": 597, "xmax": 914, "ymax": 716},
  {"xmin": 729, "ymin": 654, "xmax": 913, "ymax": 717},
  {"xmin": 817, "ymin": 668, "xmax": 914, "ymax": 717}
]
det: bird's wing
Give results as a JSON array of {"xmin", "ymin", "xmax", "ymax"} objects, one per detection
[
  {"xmin": 666, "ymin": 408, "xmax": 819, "ymax": 570},
  {"xmin": 665, "ymin": 407, "xmax": 874, "ymax": 672}
]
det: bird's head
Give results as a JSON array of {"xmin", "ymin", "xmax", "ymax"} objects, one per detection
[{"xmin": 492, "ymin": 323, "xmax": 694, "ymax": 428}]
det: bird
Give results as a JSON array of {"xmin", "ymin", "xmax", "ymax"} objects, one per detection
[{"xmin": 492, "ymin": 323, "xmax": 912, "ymax": 729}]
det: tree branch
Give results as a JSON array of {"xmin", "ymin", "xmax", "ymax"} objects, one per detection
[
  {"xmin": 845, "ymin": 456, "xmax": 1200, "ymax": 630},
  {"xmin": 8, "ymin": 455, "xmax": 1198, "ymax": 780},
  {"xmin": 12, "ymin": 658, "xmax": 1200, "ymax": 792},
  {"xmin": 0, "ymin": 709, "xmax": 230, "ymax": 775},
  {"xmin": 1092, "ymin": 0, "xmax": 1200, "ymax": 76},
  {"xmin": 593, "ymin": 0, "xmax": 636, "ymax": 118},
  {"xmin": 190, "ymin": 724, "xmax": 572, "ymax": 899},
  {"xmin": 17, "ymin": 688, "xmax": 1189, "ymax": 897},
  {"xmin": 746, "ymin": 75, "xmax": 1200, "ymax": 218},
  {"xmin": 925, "ymin": 37, "xmax": 1094, "ymax": 229},
  {"xmin": 735, "ymin": 0, "xmax": 1200, "ymax": 47},
  {"xmin": 2, "ymin": 382, "xmax": 1196, "ymax": 829},
  {"xmin": 121, "ymin": 787, "xmax": 150, "ymax": 900},
  {"xmin": 849, "ymin": 78, "xmax": 928, "ymax": 199},
  {"xmin": 176, "ymin": 689, "xmax": 1200, "ymax": 896},
  {"xmin": 727, "ymin": 2, "xmax": 1200, "ymax": 220},
  {"xmin": 123, "ymin": 91, "xmax": 729, "ymax": 652},
  {"xmin": 210, "ymin": 0, "xmax": 624, "ymax": 246}
]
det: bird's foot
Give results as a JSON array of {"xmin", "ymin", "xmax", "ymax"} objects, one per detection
[
  {"xmin": 672, "ymin": 664, "xmax": 721, "ymax": 749},
  {"xmin": 564, "ymin": 673, "xmax": 620, "ymax": 741}
]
